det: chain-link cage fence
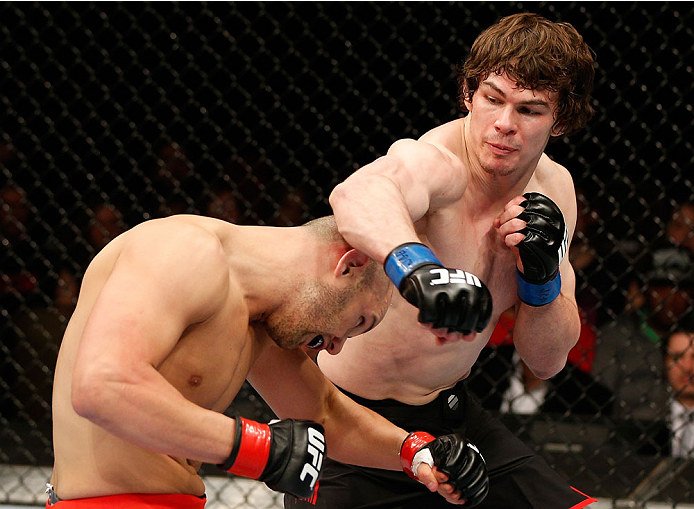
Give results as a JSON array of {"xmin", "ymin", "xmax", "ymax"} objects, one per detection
[{"xmin": 1, "ymin": 1, "xmax": 693, "ymax": 507}]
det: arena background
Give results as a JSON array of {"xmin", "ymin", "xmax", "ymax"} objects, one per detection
[{"xmin": 1, "ymin": 2, "xmax": 693, "ymax": 507}]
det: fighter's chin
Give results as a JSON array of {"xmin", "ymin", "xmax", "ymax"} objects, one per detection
[
  {"xmin": 265, "ymin": 332, "xmax": 301, "ymax": 350},
  {"xmin": 271, "ymin": 338, "xmax": 295, "ymax": 350},
  {"xmin": 480, "ymin": 160, "xmax": 519, "ymax": 178}
]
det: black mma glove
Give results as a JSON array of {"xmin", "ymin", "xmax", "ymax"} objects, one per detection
[
  {"xmin": 515, "ymin": 192, "xmax": 569, "ymax": 306},
  {"xmin": 218, "ymin": 417, "xmax": 325, "ymax": 499},
  {"xmin": 384, "ymin": 243, "xmax": 492, "ymax": 335},
  {"xmin": 400, "ymin": 431, "xmax": 489, "ymax": 507}
]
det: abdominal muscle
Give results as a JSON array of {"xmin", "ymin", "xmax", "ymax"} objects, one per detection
[{"xmin": 318, "ymin": 295, "xmax": 497, "ymax": 406}]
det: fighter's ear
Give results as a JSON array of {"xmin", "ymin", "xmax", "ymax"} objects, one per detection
[
  {"xmin": 335, "ymin": 249, "xmax": 370, "ymax": 278},
  {"xmin": 550, "ymin": 123, "xmax": 565, "ymax": 137},
  {"xmin": 463, "ymin": 89, "xmax": 474, "ymax": 111}
]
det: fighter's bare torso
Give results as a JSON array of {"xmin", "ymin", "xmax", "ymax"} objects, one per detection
[
  {"xmin": 51, "ymin": 216, "xmax": 264, "ymax": 498},
  {"xmin": 319, "ymin": 117, "xmax": 574, "ymax": 404}
]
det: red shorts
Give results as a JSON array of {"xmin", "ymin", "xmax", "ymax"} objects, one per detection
[{"xmin": 46, "ymin": 493, "xmax": 206, "ymax": 508}]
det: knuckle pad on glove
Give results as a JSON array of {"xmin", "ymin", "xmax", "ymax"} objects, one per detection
[
  {"xmin": 517, "ymin": 221, "xmax": 561, "ymax": 284},
  {"xmin": 429, "ymin": 435, "xmax": 488, "ymax": 507},
  {"xmin": 405, "ymin": 265, "xmax": 491, "ymax": 334},
  {"xmin": 400, "ymin": 278, "xmax": 422, "ymax": 308},
  {"xmin": 435, "ymin": 292, "xmax": 453, "ymax": 329}
]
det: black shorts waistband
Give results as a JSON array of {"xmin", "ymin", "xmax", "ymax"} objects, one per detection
[{"xmin": 334, "ymin": 380, "xmax": 469, "ymax": 430}]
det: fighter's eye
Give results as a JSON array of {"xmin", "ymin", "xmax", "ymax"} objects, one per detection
[{"xmin": 306, "ymin": 335, "xmax": 325, "ymax": 349}]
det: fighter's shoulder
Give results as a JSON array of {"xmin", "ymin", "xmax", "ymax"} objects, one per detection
[
  {"xmin": 121, "ymin": 216, "xmax": 230, "ymax": 274},
  {"xmin": 533, "ymin": 155, "xmax": 575, "ymax": 197},
  {"xmin": 384, "ymin": 121, "xmax": 466, "ymax": 182},
  {"xmin": 130, "ymin": 215, "xmax": 225, "ymax": 247},
  {"xmin": 529, "ymin": 154, "xmax": 577, "ymax": 219}
]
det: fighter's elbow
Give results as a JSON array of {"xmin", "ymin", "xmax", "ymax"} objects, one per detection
[
  {"xmin": 71, "ymin": 366, "xmax": 121, "ymax": 421},
  {"xmin": 330, "ymin": 156, "xmax": 403, "ymax": 201},
  {"xmin": 330, "ymin": 172, "xmax": 383, "ymax": 203},
  {"xmin": 71, "ymin": 373, "xmax": 102, "ymax": 420},
  {"xmin": 530, "ymin": 358, "xmax": 567, "ymax": 381},
  {"xmin": 328, "ymin": 180, "xmax": 352, "ymax": 209}
]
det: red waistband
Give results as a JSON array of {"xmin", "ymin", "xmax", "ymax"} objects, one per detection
[{"xmin": 46, "ymin": 493, "xmax": 206, "ymax": 508}]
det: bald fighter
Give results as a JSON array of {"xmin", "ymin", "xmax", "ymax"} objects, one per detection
[{"xmin": 48, "ymin": 214, "xmax": 488, "ymax": 508}]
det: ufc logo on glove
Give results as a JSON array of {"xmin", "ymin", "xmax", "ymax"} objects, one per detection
[
  {"xmin": 300, "ymin": 427, "xmax": 325, "ymax": 488},
  {"xmin": 219, "ymin": 418, "xmax": 327, "ymax": 499},
  {"xmin": 429, "ymin": 268, "xmax": 482, "ymax": 287}
]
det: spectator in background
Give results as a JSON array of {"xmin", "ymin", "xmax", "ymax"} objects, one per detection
[
  {"xmin": 1, "ymin": 184, "xmax": 41, "ymax": 310},
  {"xmin": 273, "ymin": 188, "xmax": 307, "ymax": 227},
  {"xmin": 1, "ymin": 184, "xmax": 30, "ymax": 239},
  {"xmin": 87, "ymin": 202, "xmax": 127, "ymax": 252},
  {"xmin": 594, "ymin": 249, "xmax": 693, "ymax": 421},
  {"xmin": 2, "ymin": 183, "xmax": 79, "ymax": 317},
  {"xmin": 223, "ymin": 152, "xmax": 275, "ymax": 225},
  {"xmin": 146, "ymin": 142, "xmax": 201, "ymax": 218},
  {"xmin": 665, "ymin": 202, "xmax": 694, "ymax": 255},
  {"xmin": 571, "ymin": 186, "xmax": 632, "ymax": 327},
  {"xmin": 1, "ymin": 183, "xmax": 71, "ymax": 421},
  {"xmin": 57, "ymin": 200, "xmax": 129, "ymax": 311},
  {"xmin": 53, "ymin": 266, "xmax": 80, "ymax": 319},
  {"xmin": 157, "ymin": 141, "xmax": 193, "ymax": 184},
  {"xmin": 570, "ymin": 187, "xmax": 601, "ymax": 328},
  {"xmin": 204, "ymin": 185, "xmax": 241, "ymax": 224},
  {"xmin": 663, "ymin": 327, "xmax": 694, "ymax": 457}
]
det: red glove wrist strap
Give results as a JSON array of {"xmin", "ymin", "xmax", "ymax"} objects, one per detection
[
  {"xmin": 223, "ymin": 417, "xmax": 272, "ymax": 479},
  {"xmin": 400, "ymin": 431, "xmax": 435, "ymax": 480}
]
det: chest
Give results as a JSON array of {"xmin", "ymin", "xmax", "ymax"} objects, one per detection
[
  {"xmin": 417, "ymin": 205, "xmax": 520, "ymax": 314},
  {"xmin": 158, "ymin": 309, "xmax": 255, "ymax": 412}
]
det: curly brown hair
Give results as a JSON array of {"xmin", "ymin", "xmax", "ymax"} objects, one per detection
[{"xmin": 457, "ymin": 13, "xmax": 595, "ymax": 136}]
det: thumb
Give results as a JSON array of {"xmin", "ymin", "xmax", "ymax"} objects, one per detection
[{"xmin": 415, "ymin": 463, "xmax": 439, "ymax": 492}]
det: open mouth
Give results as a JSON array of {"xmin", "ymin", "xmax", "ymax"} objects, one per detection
[{"xmin": 306, "ymin": 335, "xmax": 325, "ymax": 349}]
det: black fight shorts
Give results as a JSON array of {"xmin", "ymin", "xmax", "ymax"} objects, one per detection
[{"xmin": 285, "ymin": 381, "xmax": 596, "ymax": 509}]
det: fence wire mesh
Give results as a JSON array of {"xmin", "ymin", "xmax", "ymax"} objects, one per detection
[{"xmin": 1, "ymin": 1, "xmax": 693, "ymax": 507}]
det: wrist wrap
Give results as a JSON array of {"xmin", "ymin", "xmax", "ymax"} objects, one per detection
[
  {"xmin": 218, "ymin": 417, "xmax": 271, "ymax": 479},
  {"xmin": 385, "ymin": 243, "xmax": 442, "ymax": 288},
  {"xmin": 516, "ymin": 269, "xmax": 561, "ymax": 307},
  {"xmin": 400, "ymin": 431, "xmax": 436, "ymax": 480}
]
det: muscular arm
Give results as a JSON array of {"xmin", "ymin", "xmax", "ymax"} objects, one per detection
[
  {"xmin": 70, "ymin": 223, "xmax": 236, "ymax": 464},
  {"xmin": 513, "ymin": 259, "xmax": 581, "ymax": 379},
  {"xmin": 248, "ymin": 346, "xmax": 407, "ymax": 470},
  {"xmin": 330, "ymin": 137, "xmax": 468, "ymax": 263},
  {"xmin": 509, "ymin": 172, "xmax": 582, "ymax": 379}
]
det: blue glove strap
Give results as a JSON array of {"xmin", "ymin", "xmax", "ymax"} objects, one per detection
[
  {"xmin": 384, "ymin": 243, "xmax": 442, "ymax": 288},
  {"xmin": 516, "ymin": 269, "xmax": 561, "ymax": 307}
]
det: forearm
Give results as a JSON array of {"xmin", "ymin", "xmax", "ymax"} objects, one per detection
[
  {"xmin": 513, "ymin": 293, "xmax": 581, "ymax": 379},
  {"xmin": 73, "ymin": 364, "xmax": 234, "ymax": 464},
  {"xmin": 250, "ymin": 348, "xmax": 407, "ymax": 470},
  {"xmin": 321, "ymin": 389, "xmax": 408, "ymax": 470}
]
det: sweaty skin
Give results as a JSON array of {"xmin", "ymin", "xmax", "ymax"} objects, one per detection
[{"xmin": 321, "ymin": 75, "xmax": 580, "ymax": 405}]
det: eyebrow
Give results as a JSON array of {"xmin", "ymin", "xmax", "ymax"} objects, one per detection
[{"xmin": 481, "ymin": 80, "xmax": 551, "ymax": 108}]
